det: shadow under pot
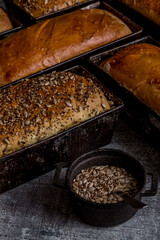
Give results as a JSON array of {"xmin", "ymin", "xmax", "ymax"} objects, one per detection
[{"xmin": 53, "ymin": 149, "xmax": 158, "ymax": 227}]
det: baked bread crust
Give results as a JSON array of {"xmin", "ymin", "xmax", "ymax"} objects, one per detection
[
  {"xmin": 0, "ymin": 8, "xmax": 131, "ymax": 86},
  {"xmin": 118, "ymin": 0, "xmax": 160, "ymax": 26},
  {"xmin": 13, "ymin": 0, "xmax": 87, "ymax": 18},
  {"xmin": 101, "ymin": 43, "xmax": 160, "ymax": 115},
  {"xmin": 0, "ymin": 8, "xmax": 12, "ymax": 33},
  {"xmin": 0, "ymin": 71, "xmax": 110, "ymax": 158}
]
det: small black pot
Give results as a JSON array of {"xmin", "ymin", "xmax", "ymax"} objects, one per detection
[{"xmin": 53, "ymin": 149, "xmax": 158, "ymax": 227}]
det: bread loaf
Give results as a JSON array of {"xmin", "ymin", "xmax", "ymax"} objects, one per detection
[
  {"xmin": 117, "ymin": 0, "xmax": 160, "ymax": 26},
  {"xmin": 0, "ymin": 70, "xmax": 111, "ymax": 158},
  {"xmin": 0, "ymin": 8, "xmax": 12, "ymax": 33},
  {"xmin": 0, "ymin": 8, "xmax": 132, "ymax": 87},
  {"xmin": 13, "ymin": 0, "xmax": 87, "ymax": 18},
  {"xmin": 100, "ymin": 43, "xmax": 160, "ymax": 115}
]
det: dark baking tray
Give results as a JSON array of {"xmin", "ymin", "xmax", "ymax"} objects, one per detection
[
  {"xmin": 0, "ymin": 4, "xmax": 22, "ymax": 40},
  {"xmin": 4, "ymin": 0, "xmax": 97, "ymax": 25},
  {"xmin": 0, "ymin": 1, "xmax": 143, "ymax": 89},
  {"xmin": 105, "ymin": 0, "xmax": 160, "ymax": 40},
  {"xmin": 0, "ymin": 64, "xmax": 124, "ymax": 194},
  {"xmin": 88, "ymin": 35, "xmax": 160, "ymax": 150}
]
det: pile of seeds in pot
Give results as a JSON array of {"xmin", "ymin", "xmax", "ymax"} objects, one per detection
[{"xmin": 72, "ymin": 165, "xmax": 139, "ymax": 204}]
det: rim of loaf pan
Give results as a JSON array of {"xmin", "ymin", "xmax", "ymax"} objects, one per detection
[
  {"xmin": 88, "ymin": 35, "xmax": 160, "ymax": 151},
  {"xmin": 0, "ymin": 64, "xmax": 124, "ymax": 194}
]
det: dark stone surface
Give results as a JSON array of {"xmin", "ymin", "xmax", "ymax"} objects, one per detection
[{"xmin": 0, "ymin": 117, "xmax": 160, "ymax": 240}]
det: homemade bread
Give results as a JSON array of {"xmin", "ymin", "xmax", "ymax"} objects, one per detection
[
  {"xmin": 13, "ymin": 0, "xmax": 87, "ymax": 18},
  {"xmin": 100, "ymin": 43, "xmax": 160, "ymax": 115},
  {"xmin": 0, "ymin": 8, "xmax": 132, "ymax": 86},
  {"xmin": 0, "ymin": 8, "xmax": 12, "ymax": 33},
  {"xmin": 0, "ymin": 71, "xmax": 111, "ymax": 158},
  {"xmin": 118, "ymin": 0, "xmax": 160, "ymax": 26}
]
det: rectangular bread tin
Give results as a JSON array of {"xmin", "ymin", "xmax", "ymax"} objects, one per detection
[
  {"xmin": 88, "ymin": 35, "xmax": 160, "ymax": 151},
  {"xmin": 0, "ymin": 1, "xmax": 143, "ymax": 89},
  {"xmin": 5, "ymin": 0, "xmax": 98, "ymax": 24},
  {"xmin": 0, "ymin": 64, "xmax": 124, "ymax": 194}
]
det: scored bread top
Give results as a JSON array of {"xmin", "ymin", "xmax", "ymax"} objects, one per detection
[
  {"xmin": 100, "ymin": 43, "xmax": 160, "ymax": 115},
  {"xmin": 13, "ymin": 0, "xmax": 87, "ymax": 18},
  {"xmin": 0, "ymin": 8, "xmax": 131, "ymax": 86},
  {"xmin": 0, "ymin": 71, "xmax": 111, "ymax": 158}
]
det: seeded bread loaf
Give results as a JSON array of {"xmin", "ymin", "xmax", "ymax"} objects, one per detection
[
  {"xmin": 0, "ymin": 71, "xmax": 111, "ymax": 158},
  {"xmin": 117, "ymin": 0, "xmax": 160, "ymax": 26},
  {"xmin": 0, "ymin": 8, "xmax": 132, "ymax": 87},
  {"xmin": 13, "ymin": 0, "xmax": 87, "ymax": 18},
  {"xmin": 0, "ymin": 8, "xmax": 12, "ymax": 33},
  {"xmin": 100, "ymin": 43, "xmax": 160, "ymax": 115}
]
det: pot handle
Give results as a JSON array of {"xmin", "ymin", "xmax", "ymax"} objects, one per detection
[
  {"xmin": 52, "ymin": 162, "xmax": 69, "ymax": 189},
  {"xmin": 141, "ymin": 172, "xmax": 158, "ymax": 197}
]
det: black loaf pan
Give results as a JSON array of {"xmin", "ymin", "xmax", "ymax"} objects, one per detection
[
  {"xmin": 0, "ymin": 64, "xmax": 124, "ymax": 194},
  {"xmin": 0, "ymin": 2, "xmax": 22, "ymax": 39},
  {"xmin": 4, "ymin": 0, "xmax": 143, "ymax": 47},
  {"xmin": 4, "ymin": 0, "xmax": 97, "ymax": 24},
  {"xmin": 88, "ymin": 35, "xmax": 160, "ymax": 151},
  {"xmin": 0, "ymin": 1, "xmax": 143, "ymax": 90},
  {"xmin": 105, "ymin": 0, "xmax": 160, "ymax": 41}
]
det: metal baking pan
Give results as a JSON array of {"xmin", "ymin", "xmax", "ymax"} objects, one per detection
[
  {"xmin": 105, "ymin": 0, "xmax": 160, "ymax": 41},
  {"xmin": 81, "ymin": 1, "xmax": 143, "ymax": 44},
  {"xmin": 0, "ymin": 64, "xmax": 124, "ymax": 194},
  {"xmin": 0, "ymin": 1, "xmax": 143, "ymax": 89},
  {"xmin": 5, "ymin": 0, "xmax": 97, "ymax": 25},
  {"xmin": 0, "ymin": 3, "xmax": 22, "ymax": 39},
  {"xmin": 88, "ymin": 35, "xmax": 160, "ymax": 150}
]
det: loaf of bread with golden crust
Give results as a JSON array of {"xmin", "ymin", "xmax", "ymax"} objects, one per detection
[
  {"xmin": 13, "ymin": 0, "xmax": 87, "ymax": 18},
  {"xmin": 0, "ymin": 71, "xmax": 111, "ymax": 158},
  {"xmin": 100, "ymin": 43, "xmax": 160, "ymax": 115},
  {"xmin": 118, "ymin": 0, "xmax": 160, "ymax": 25},
  {"xmin": 0, "ymin": 8, "xmax": 12, "ymax": 33},
  {"xmin": 0, "ymin": 8, "xmax": 131, "ymax": 87}
]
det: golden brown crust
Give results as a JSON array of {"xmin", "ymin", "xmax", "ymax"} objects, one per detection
[
  {"xmin": 13, "ymin": 0, "xmax": 87, "ymax": 18},
  {"xmin": 0, "ymin": 8, "xmax": 131, "ymax": 86},
  {"xmin": 101, "ymin": 43, "xmax": 160, "ymax": 115},
  {"xmin": 0, "ymin": 71, "xmax": 111, "ymax": 158},
  {"xmin": 0, "ymin": 8, "xmax": 12, "ymax": 33},
  {"xmin": 118, "ymin": 0, "xmax": 160, "ymax": 25}
]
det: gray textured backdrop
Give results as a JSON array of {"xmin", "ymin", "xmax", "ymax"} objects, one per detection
[
  {"xmin": 0, "ymin": 116, "xmax": 159, "ymax": 240},
  {"xmin": 0, "ymin": 1, "xmax": 160, "ymax": 239}
]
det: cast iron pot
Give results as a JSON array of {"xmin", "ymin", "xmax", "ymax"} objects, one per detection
[{"xmin": 53, "ymin": 149, "xmax": 158, "ymax": 227}]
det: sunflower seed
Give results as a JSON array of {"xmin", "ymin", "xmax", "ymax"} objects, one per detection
[
  {"xmin": 66, "ymin": 101, "xmax": 72, "ymax": 107},
  {"xmin": 72, "ymin": 165, "xmax": 138, "ymax": 204}
]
